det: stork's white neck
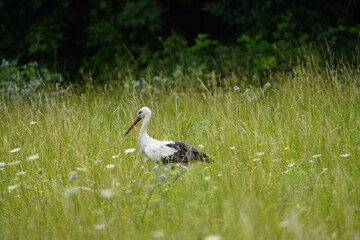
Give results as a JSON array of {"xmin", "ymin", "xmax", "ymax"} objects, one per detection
[
  {"xmin": 140, "ymin": 113, "xmax": 151, "ymax": 138},
  {"xmin": 139, "ymin": 111, "xmax": 157, "ymax": 145},
  {"xmin": 138, "ymin": 112, "xmax": 158, "ymax": 159}
]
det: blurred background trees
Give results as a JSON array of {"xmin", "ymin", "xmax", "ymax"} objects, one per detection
[{"xmin": 0, "ymin": 0, "xmax": 359, "ymax": 84}]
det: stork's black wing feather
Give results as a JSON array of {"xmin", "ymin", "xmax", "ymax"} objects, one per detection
[{"xmin": 164, "ymin": 141, "xmax": 213, "ymax": 164}]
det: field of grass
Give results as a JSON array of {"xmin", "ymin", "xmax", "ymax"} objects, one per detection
[{"xmin": 0, "ymin": 61, "xmax": 359, "ymax": 239}]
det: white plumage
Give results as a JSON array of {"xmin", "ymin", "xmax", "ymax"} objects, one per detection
[{"xmin": 125, "ymin": 107, "xmax": 211, "ymax": 164}]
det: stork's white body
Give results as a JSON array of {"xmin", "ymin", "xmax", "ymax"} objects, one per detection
[
  {"xmin": 125, "ymin": 107, "xmax": 211, "ymax": 164},
  {"xmin": 137, "ymin": 109, "xmax": 177, "ymax": 162},
  {"xmin": 140, "ymin": 138, "xmax": 177, "ymax": 162}
]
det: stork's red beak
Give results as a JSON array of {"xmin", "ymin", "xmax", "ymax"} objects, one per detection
[{"xmin": 125, "ymin": 116, "xmax": 142, "ymax": 136}]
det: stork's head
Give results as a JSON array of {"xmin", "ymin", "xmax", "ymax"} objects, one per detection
[
  {"xmin": 125, "ymin": 107, "xmax": 151, "ymax": 136},
  {"xmin": 137, "ymin": 107, "xmax": 151, "ymax": 119}
]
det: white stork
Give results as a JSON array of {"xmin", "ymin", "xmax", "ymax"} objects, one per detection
[{"xmin": 125, "ymin": 107, "xmax": 212, "ymax": 164}]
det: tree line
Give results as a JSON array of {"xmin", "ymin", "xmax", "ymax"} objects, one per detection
[{"xmin": 0, "ymin": 0, "xmax": 359, "ymax": 84}]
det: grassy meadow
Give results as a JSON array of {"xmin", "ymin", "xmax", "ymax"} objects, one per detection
[{"xmin": 0, "ymin": 61, "xmax": 359, "ymax": 239}]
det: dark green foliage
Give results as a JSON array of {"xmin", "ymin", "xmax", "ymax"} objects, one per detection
[
  {"xmin": 0, "ymin": 0, "xmax": 359, "ymax": 84},
  {"xmin": 0, "ymin": 59, "xmax": 63, "ymax": 98}
]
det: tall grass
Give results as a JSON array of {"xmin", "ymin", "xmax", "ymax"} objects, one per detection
[{"xmin": 0, "ymin": 60, "xmax": 359, "ymax": 239}]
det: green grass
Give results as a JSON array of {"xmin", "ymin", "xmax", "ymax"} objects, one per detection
[{"xmin": 0, "ymin": 62, "xmax": 359, "ymax": 239}]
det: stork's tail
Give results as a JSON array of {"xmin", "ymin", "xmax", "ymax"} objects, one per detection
[{"xmin": 201, "ymin": 152, "xmax": 214, "ymax": 163}]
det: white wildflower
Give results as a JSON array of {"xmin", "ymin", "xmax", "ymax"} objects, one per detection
[
  {"xmin": 312, "ymin": 154, "xmax": 322, "ymax": 158},
  {"xmin": 288, "ymin": 163, "xmax": 295, "ymax": 167},
  {"xmin": 27, "ymin": 154, "xmax": 39, "ymax": 161},
  {"xmin": 106, "ymin": 164, "xmax": 115, "ymax": 169},
  {"xmin": 204, "ymin": 176, "xmax": 211, "ymax": 181},
  {"xmin": 158, "ymin": 175, "xmax": 166, "ymax": 182},
  {"xmin": 252, "ymin": 158, "xmax": 261, "ymax": 162},
  {"xmin": 0, "ymin": 162, "xmax": 6, "ymax": 167},
  {"xmin": 250, "ymin": 96, "xmax": 258, "ymax": 102},
  {"xmin": 100, "ymin": 189, "xmax": 113, "ymax": 199},
  {"xmin": 181, "ymin": 166, "xmax": 189, "ymax": 172},
  {"xmin": 153, "ymin": 76, "xmax": 167, "ymax": 83},
  {"xmin": 8, "ymin": 161, "xmax": 21, "ymax": 166},
  {"xmin": 323, "ymin": 168, "xmax": 328, "ymax": 172},
  {"xmin": 152, "ymin": 230, "xmax": 165, "ymax": 238},
  {"xmin": 229, "ymin": 146, "xmax": 236, "ymax": 150},
  {"xmin": 340, "ymin": 153, "xmax": 351, "ymax": 158},
  {"xmin": 152, "ymin": 165, "xmax": 159, "ymax": 171},
  {"xmin": 217, "ymin": 173, "xmax": 222, "ymax": 177},
  {"xmin": 256, "ymin": 152, "xmax": 265, "ymax": 156},
  {"xmin": 284, "ymin": 170, "xmax": 289, "ymax": 174},
  {"xmin": 198, "ymin": 144, "xmax": 205, "ymax": 149},
  {"xmin": 309, "ymin": 160, "xmax": 315, "ymax": 163},
  {"xmin": 205, "ymin": 235, "xmax": 221, "ymax": 240},
  {"xmin": 112, "ymin": 155, "xmax": 118, "ymax": 159},
  {"xmin": 10, "ymin": 148, "xmax": 21, "ymax": 153},
  {"xmin": 263, "ymin": 82, "xmax": 272, "ymax": 89},
  {"xmin": 233, "ymin": 85, "xmax": 240, "ymax": 91},
  {"xmin": 243, "ymin": 88, "xmax": 251, "ymax": 95},
  {"xmin": 124, "ymin": 148, "xmax": 136, "ymax": 153},
  {"xmin": 8, "ymin": 184, "xmax": 19, "ymax": 191},
  {"xmin": 94, "ymin": 224, "xmax": 106, "ymax": 230},
  {"xmin": 30, "ymin": 121, "xmax": 37, "ymax": 125},
  {"xmin": 16, "ymin": 171, "xmax": 26, "ymax": 176},
  {"xmin": 132, "ymin": 80, "xmax": 140, "ymax": 87}
]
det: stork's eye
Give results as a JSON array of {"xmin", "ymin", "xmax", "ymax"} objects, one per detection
[{"xmin": 139, "ymin": 110, "xmax": 142, "ymax": 115}]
